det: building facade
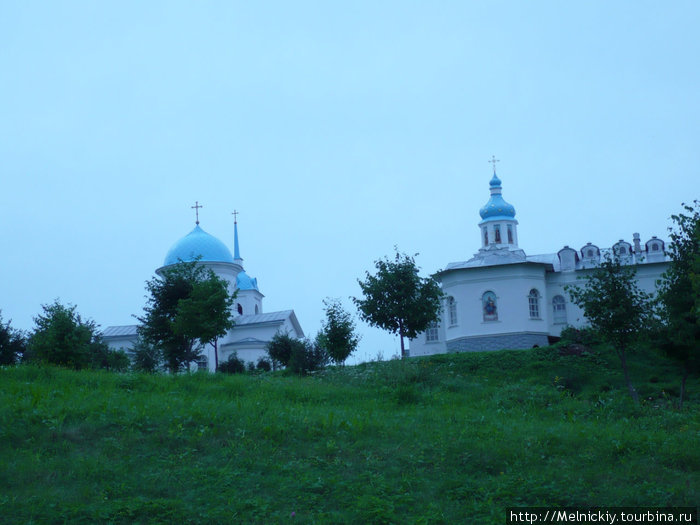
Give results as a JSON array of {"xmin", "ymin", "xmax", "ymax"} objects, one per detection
[
  {"xmin": 409, "ymin": 172, "xmax": 669, "ymax": 357},
  {"xmin": 103, "ymin": 218, "xmax": 303, "ymax": 370}
]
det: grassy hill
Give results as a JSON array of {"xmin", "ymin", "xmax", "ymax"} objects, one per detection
[{"xmin": 1, "ymin": 345, "xmax": 698, "ymax": 524}]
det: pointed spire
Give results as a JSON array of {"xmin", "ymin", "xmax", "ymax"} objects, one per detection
[{"xmin": 232, "ymin": 210, "xmax": 242, "ymax": 264}]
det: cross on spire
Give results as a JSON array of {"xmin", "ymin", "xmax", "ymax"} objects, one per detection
[
  {"xmin": 191, "ymin": 201, "xmax": 203, "ymax": 225},
  {"xmin": 489, "ymin": 155, "xmax": 500, "ymax": 175},
  {"xmin": 231, "ymin": 209, "xmax": 239, "ymax": 224}
]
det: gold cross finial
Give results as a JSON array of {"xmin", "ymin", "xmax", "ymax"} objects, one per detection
[
  {"xmin": 489, "ymin": 155, "xmax": 500, "ymax": 175},
  {"xmin": 191, "ymin": 201, "xmax": 203, "ymax": 225}
]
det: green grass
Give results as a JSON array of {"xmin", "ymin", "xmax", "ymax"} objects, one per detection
[{"xmin": 0, "ymin": 345, "xmax": 698, "ymax": 524}]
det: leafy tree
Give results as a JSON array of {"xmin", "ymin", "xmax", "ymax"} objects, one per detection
[
  {"xmin": 353, "ymin": 251, "xmax": 443, "ymax": 358},
  {"xmin": 316, "ymin": 299, "xmax": 360, "ymax": 365},
  {"xmin": 27, "ymin": 300, "xmax": 108, "ymax": 370},
  {"xmin": 657, "ymin": 201, "xmax": 700, "ymax": 408},
  {"xmin": 566, "ymin": 255, "xmax": 654, "ymax": 402},
  {"xmin": 266, "ymin": 332, "xmax": 298, "ymax": 369},
  {"xmin": 0, "ymin": 311, "xmax": 26, "ymax": 365},
  {"xmin": 266, "ymin": 332, "xmax": 329, "ymax": 374},
  {"xmin": 130, "ymin": 336, "xmax": 163, "ymax": 373},
  {"xmin": 137, "ymin": 260, "xmax": 235, "ymax": 373}
]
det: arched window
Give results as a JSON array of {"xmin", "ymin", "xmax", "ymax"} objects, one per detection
[
  {"xmin": 507, "ymin": 224, "xmax": 514, "ymax": 244},
  {"xmin": 237, "ymin": 303, "xmax": 243, "ymax": 315},
  {"xmin": 482, "ymin": 291, "xmax": 498, "ymax": 321},
  {"xmin": 528, "ymin": 289, "xmax": 540, "ymax": 319},
  {"xmin": 494, "ymin": 224, "xmax": 501, "ymax": 243},
  {"xmin": 651, "ymin": 243, "xmax": 659, "ymax": 252},
  {"xmin": 447, "ymin": 296, "xmax": 458, "ymax": 326},
  {"xmin": 196, "ymin": 355, "xmax": 208, "ymax": 371},
  {"xmin": 483, "ymin": 227, "xmax": 488, "ymax": 246},
  {"xmin": 552, "ymin": 295, "xmax": 567, "ymax": 324},
  {"xmin": 255, "ymin": 304, "xmax": 260, "ymax": 314},
  {"xmin": 425, "ymin": 321, "xmax": 439, "ymax": 342}
]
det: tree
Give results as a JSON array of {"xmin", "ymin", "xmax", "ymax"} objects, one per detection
[
  {"xmin": 566, "ymin": 255, "xmax": 654, "ymax": 402},
  {"xmin": 137, "ymin": 260, "xmax": 235, "ymax": 373},
  {"xmin": 353, "ymin": 251, "xmax": 443, "ymax": 358},
  {"xmin": 316, "ymin": 299, "xmax": 360, "ymax": 365},
  {"xmin": 27, "ymin": 300, "xmax": 108, "ymax": 370},
  {"xmin": 130, "ymin": 336, "xmax": 163, "ymax": 373},
  {"xmin": 657, "ymin": 201, "xmax": 700, "ymax": 408},
  {"xmin": 266, "ymin": 332, "xmax": 329, "ymax": 375},
  {"xmin": 0, "ymin": 311, "xmax": 26, "ymax": 365}
]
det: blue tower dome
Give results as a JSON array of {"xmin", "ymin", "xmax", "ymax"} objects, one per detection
[
  {"xmin": 236, "ymin": 270, "xmax": 259, "ymax": 291},
  {"xmin": 163, "ymin": 225, "xmax": 235, "ymax": 266},
  {"xmin": 479, "ymin": 174, "xmax": 516, "ymax": 222}
]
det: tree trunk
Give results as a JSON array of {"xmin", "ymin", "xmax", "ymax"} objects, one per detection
[
  {"xmin": 399, "ymin": 324, "xmax": 406, "ymax": 359},
  {"xmin": 213, "ymin": 339, "xmax": 219, "ymax": 371},
  {"xmin": 618, "ymin": 348, "xmax": 639, "ymax": 403}
]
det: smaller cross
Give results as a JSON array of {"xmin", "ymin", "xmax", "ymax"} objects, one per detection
[
  {"xmin": 489, "ymin": 155, "xmax": 500, "ymax": 175},
  {"xmin": 231, "ymin": 209, "xmax": 239, "ymax": 224},
  {"xmin": 191, "ymin": 201, "xmax": 203, "ymax": 225}
]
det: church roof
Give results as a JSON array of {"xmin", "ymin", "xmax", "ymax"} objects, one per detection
[
  {"xmin": 479, "ymin": 174, "xmax": 516, "ymax": 223},
  {"xmin": 236, "ymin": 310, "xmax": 305, "ymax": 337},
  {"xmin": 163, "ymin": 225, "xmax": 235, "ymax": 266},
  {"xmin": 236, "ymin": 270, "xmax": 259, "ymax": 291},
  {"xmin": 102, "ymin": 325, "xmax": 139, "ymax": 338}
]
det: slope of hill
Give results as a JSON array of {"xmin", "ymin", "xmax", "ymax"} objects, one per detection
[{"xmin": 1, "ymin": 345, "xmax": 697, "ymax": 523}]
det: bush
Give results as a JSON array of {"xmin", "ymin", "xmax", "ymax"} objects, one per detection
[
  {"xmin": 131, "ymin": 337, "xmax": 163, "ymax": 373},
  {"xmin": 288, "ymin": 339, "xmax": 330, "ymax": 375},
  {"xmin": 559, "ymin": 326, "xmax": 602, "ymax": 347},
  {"xmin": 0, "ymin": 312, "xmax": 25, "ymax": 365},
  {"xmin": 256, "ymin": 358, "xmax": 271, "ymax": 371},
  {"xmin": 217, "ymin": 352, "xmax": 245, "ymax": 374}
]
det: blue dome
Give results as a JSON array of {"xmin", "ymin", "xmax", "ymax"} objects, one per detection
[
  {"xmin": 479, "ymin": 175, "xmax": 516, "ymax": 222},
  {"xmin": 163, "ymin": 225, "xmax": 235, "ymax": 266},
  {"xmin": 236, "ymin": 270, "xmax": 259, "ymax": 291}
]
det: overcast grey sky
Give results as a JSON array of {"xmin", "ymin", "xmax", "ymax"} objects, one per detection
[{"xmin": 2, "ymin": 1, "xmax": 698, "ymax": 362}]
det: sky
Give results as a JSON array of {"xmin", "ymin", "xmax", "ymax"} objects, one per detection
[{"xmin": 1, "ymin": 1, "xmax": 699, "ymax": 363}]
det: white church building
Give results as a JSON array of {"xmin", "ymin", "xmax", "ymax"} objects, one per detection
[
  {"xmin": 103, "ymin": 215, "xmax": 304, "ymax": 371},
  {"xmin": 409, "ymin": 170, "xmax": 670, "ymax": 357}
]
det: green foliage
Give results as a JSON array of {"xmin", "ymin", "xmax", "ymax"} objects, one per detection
[
  {"xmin": 566, "ymin": 255, "xmax": 654, "ymax": 402},
  {"xmin": 266, "ymin": 332, "xmax": 297, "ymax": 368},
  {"xmin": 558, "ymin": 326, "xmax": 602, "ymax": 347},
  {"xmin": 256, "ymin": 357, "xmax": 272, "ymax": 371},
  {"xmin": 137, "ymin": 259, "xmax": 235, "ymax": 373},
  {"xmin": 266, "ymin": 332, "xmax": 329, "ymax": 375},
  {"xmin": 91, "ymin": 346, "xmax": 131, "ymax": 372},
  {"xmin": 0, "ymin": 311, "xmax": 25, "ymax": 365},
  {"xmin": 130, "ymin": 337, "xmax": 163, "ymax": 373},
  {"xmin": 316, "ymin": 298, "xmax": 360, "ymax": 365},
  {"xmin": 656, "ymin": 201, "xmax": 700, "ymax": 407},
  {"xmin": 26, "ymin": 300, "xmax": 108, "ymax": 370},
  {"xmin": 353, "ymin": 251, "xmax": 443, "ymax": 357},
  {"xmin": 217, "ymin": 352, "xmax": 245, "ymax": 374}
]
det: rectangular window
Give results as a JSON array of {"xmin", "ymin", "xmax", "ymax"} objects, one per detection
[
  {"xmin": 494, "ymin": 224, "xmax": 501, "ymax": 243},
  {"xmin": 426, "ymin": 322, "xmax": 439, "ymax": 342},
  {"xmin": 507, "ymin": 224, "xmax": 513, "ymax": 244},
  {"xmin": 449, "ymin": 300, "xmax": 458, "ymax": 326},
  {"xmin": 529, "ymin": 298, "xmax": 539, "ymax": 319}
]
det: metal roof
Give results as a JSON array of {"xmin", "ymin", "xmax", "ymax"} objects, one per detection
[{"xmin": 102, "ymin": 325, "xmax": 138, "ymax": 338}]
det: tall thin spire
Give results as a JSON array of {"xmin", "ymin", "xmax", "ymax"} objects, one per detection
[{"xmin": 232, "ymin": 210, "xmax": 242, "ymax": 262}]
